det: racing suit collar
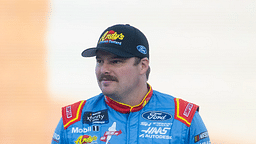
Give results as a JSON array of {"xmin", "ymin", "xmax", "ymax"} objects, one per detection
[{"xmin": 104, "ymin": 84, "xmax": 153, "ymax": 113}]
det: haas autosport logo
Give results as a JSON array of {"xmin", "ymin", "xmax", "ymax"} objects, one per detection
[{"xmin": 142, "ymin": 111, "xmax": 172, "ymax": 121}]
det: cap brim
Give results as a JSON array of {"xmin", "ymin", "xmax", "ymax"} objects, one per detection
[
  {"xmin": 81, "ymin": 47, "xmax": 97, "ymax": 57},
  {"xmin": 82, "ymin": 47, "xmax": 134, "ymax": 58}
]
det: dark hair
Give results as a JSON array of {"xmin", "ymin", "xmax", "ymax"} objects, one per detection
[{"xmin": 134, "ymin": 57, "xmax": 150, "ymax": 80}]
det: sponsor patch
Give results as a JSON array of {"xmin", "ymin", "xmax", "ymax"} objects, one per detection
[
  {"xmin": 174, "ymin": 98, "xmax": 199, "ymax": 127},
  {"xmin": 140, "ymin": 122, "xmax": 152, "ymax": 127},
  {"xmin": 93, "ymin": 126, "xmax": 100, "ymax": 131},
  {"xmin": 71, "ymin": 127, "xmax": 91, "ymax": 133},
  {"xmin": 139, "ymin": 122, "xmax": 173, "ymax": 140},
  {"xmin": 139, "ymin": 134, "xmax": 172, "ymax": 140},
  {"xmin": 137, "ymin": 45, "xmax": 147, "ymax": 54},
  {"xmin": 66, "ymin": 106, "xmax": 72, "ymax": 118},
  {"xmin": 194, "ymin": 131, "xmax": 209, "ymax": 143},
  {"xmin": 52, "ymin": 132, "xmax": 60, "ymax": 143},
  {"xmin": 142, "ymin": 111, "xmax": 172, "ymax": 121},
  {"xmin": 98, "ymin": 30, "xmax": 124, "ymax": 45},
  {"xmin": 139, "ymin": 126, "xmax": 172, "ymax": 140},
  {"xmin": 74, "ymin": 135, "xmax": 97, "ymax": 144},
  {"xmin": 183, "ymin": 103, "xmax": 193, "ymax": 117},
  {"xmin": 100, "ymin": 122, "xmax": 122, "ymax": 143},
  {"xmin": 83, "ymin": 109, "xmax": 109, "ymax": 125},
  {"xmin": 141, "ymin": 127, "xmax": 171, "ymax": 135},
  {"xmin": 140, "ymin": 122, "xmax": 172, "ymax": 127},
  {"xmin": 62, "ymin": 101, "xmax": 86, "ymax": 129}
]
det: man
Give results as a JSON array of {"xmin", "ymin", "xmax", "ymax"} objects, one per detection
[{"xmin": 52, "ymin": 24, "xmax": 210, "ymax": 144}]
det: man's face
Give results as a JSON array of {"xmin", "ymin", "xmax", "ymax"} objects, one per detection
[{"xmin": 95, "ymin": 50, "xmax": 141, "ymax": 99}]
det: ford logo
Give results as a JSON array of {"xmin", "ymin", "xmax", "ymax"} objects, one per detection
[
  {"xmin": 137, "ymin": 45, "xmax": 147, "ymax": 54},
  {"xmin": 142, "ymin": 111, "xmax": 172, "ymax": 121}
]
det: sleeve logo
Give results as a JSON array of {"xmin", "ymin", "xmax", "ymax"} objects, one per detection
[{"xmin": 194, "ymin": 131, "xmax": 209, "ymax": 143}]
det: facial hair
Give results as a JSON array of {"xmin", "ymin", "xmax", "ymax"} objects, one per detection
[{"xmin": 98, "ymin": 74, "xmax": 119, "ymax": 82}]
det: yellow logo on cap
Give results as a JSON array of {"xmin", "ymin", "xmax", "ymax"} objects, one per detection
[{"xmin": 99, "ymin": 30, "xmax": 124, "ymax": 44}]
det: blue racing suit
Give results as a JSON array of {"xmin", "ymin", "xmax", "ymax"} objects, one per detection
[{"xmin": 52, "ymin": 85, "xmax": 210, "ymax": 144}]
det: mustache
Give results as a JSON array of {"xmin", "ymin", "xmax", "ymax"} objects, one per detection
[{"xmin": 98, "ymin": 74, "xmax": 119, "ymax": 82}]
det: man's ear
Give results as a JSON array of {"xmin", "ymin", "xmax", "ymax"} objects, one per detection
[{"xmin": 140, "ymin": 57, "xmax": 149, "ymax": 75}]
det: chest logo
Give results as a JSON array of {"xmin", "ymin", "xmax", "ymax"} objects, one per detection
[
  {"xmin": 74, "ymin": 135, "xmax": 97, "ymax": 144},
  {"xmin": 142, "ymin": 111, "xmax": 172, "ymax": 121},
  {"xmin": 100, "ymin": 122, "xmax": 122, "ymax": 144},
  {"xmin": 83, "ymin": 109, "xmax": 109, "ymax": 125}
]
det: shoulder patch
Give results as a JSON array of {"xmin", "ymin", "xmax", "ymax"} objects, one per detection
[
  {"xmin": 62, "ymin": 100, "xmax": 86, "ymax": 129},
  {"xmin": 174, "ymin": 98, "xmax": 199, "ymax": 127}
]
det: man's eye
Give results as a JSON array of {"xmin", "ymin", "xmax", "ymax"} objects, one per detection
[
  {"xmin": 97, "ymin": 60, "xmax": 103, "ymax": 63},
  {"xmin": 112, "ymin": 60, "xmax": 122, "ymax": 64}
]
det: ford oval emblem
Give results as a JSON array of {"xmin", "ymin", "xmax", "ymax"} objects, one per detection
[
  {"xmin": 136, "ymin": 45, "xmax": 147, "ymax": 54},
  {"xmin": 142, "ymin": 111, "xmax": 172, "ymax": 121}
]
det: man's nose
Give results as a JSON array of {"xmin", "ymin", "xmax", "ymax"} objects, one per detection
[{"xmin": 100, "ymin": 62, "xmax": 111, "ymax": 74}]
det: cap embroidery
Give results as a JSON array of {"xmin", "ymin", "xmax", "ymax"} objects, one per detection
[
  {"xmin": 98, "ymin": 30, "xmax": 124, "ymax": 45},
  {"xmin": 137, "ymin": 45, "xmax": 147, "ymax": 54}
]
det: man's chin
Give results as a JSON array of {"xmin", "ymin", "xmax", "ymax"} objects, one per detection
[
  {"xmin": 100, "ymin": 86, "xmax": 115, "ymax": 95},
  {"xmin": 102, "ymin": 90, "xmax": 116, "ymax": 97},
  {"xmin": 99, "ymin": 81, "xmax": 118, "ymax": 96}
]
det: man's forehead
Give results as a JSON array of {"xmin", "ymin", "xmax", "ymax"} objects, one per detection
[
  {"xmin": 96, "ymin": 50, "xmax": 115, "ymax": 56},
  {"xmin": 96, "ymin": 50, "xmax": 129, "ymax": 59}
]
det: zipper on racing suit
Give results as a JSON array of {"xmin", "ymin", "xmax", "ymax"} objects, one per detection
[{"xmin": 126, "ymin": 112, "xmax": 131, "ymax": 144}]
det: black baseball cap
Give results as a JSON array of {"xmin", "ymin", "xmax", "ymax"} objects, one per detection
[{"xmin": 81, "ymin": 24, "xmax": 149, "ymax": 59}]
